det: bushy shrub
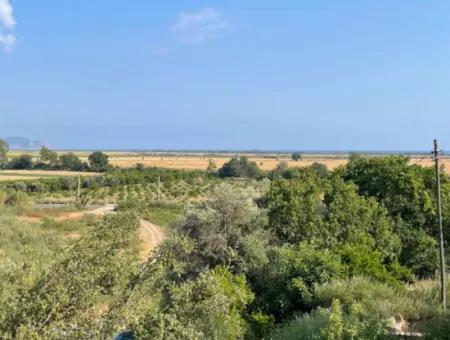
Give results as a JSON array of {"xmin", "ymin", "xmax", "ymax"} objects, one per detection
[
  {"xmin": 7, "ymin": 154, "xmax": 33, "ymax": 169},
  {"xmin": 270, "ymin": 299, "xmax": 392, "ymax": 340},
  {"xmin": 313, "ymin": 277, "xmax": 450, "ymax": 323},
  {"xmin": 255, "ymin": 242, "xmax": 344, "ymax": 320},
  {"xmin": 423, "ymin": 312, "xmax": 450, "ymax": 339},
  {"xmin": 116, "ymin": 267, "xmax": 254, "ymax": 340},
  {"xmin": 4, "ymin": 191, "xmax": 30, "ymax": 209},
  {"xmin": 218, "ymin": 156, "xmax": 264, "ymax": 179}
]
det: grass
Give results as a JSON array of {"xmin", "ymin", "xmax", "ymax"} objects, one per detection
[
  {"xmin": 0, "ymin": 208, "xmax": 93, "ymax": 298},
  {"xmin": 145, "ymin": 206, "xmax": 183, "ymax": 226}
]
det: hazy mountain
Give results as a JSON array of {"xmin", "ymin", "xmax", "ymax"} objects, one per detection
[{"xmin": 5, "ymin": 137, "xmax": 47, "ymax": 150}]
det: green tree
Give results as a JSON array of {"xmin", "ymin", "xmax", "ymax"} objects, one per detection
[
  {"xmin": 0, "ymin": 139, "xmax": 9, "ymax": 166},
  {"xmin": 255, "ymin": 242, "xmax": 344, "ymax": 320},
  {"xmin": 267, "ymin": 172, "xmax": 324, "ymax": 243},
  {"xmin": 218, "ymin": 156, "xmax": 263, "ymax": 178},
  {"xmin": 291, "ymin": 152, "xmax": 302, "ymax": 161},
  {"xmin": 8, "ymin": 154, "xmax": 33, "ymax": 169},
  {"xmin": 175, "ymin": 183, "xmax": 269, "ymax": 272},
  {"xmin": 323, "ymin": 178, "xmax": 400, "ymax": 261},
  {"xmin": 39, "ymin": 146, "xmax": 58, "ymax": 165},
  {"xmin": 133, "ymin": 267, "xmax": 254, "ymax": 340},
  {"xmin": 340, "ymin": 156, "xmax": 441, "ymax": 277},
  {"xmin": 310, "ymin": 162, "xmax": 330, "ymax": 178},
  {"xmin": 88, "ymin": 151, "xmax": 109, "ymax": 172},
  {"xmin": 59, "ymin": 152, "xmax": 85, "ymax": 171}
]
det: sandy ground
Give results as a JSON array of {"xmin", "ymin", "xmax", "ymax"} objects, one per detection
[{"xmin": 139, "ymin": 220, "xmax": 166, "ymax": 261}]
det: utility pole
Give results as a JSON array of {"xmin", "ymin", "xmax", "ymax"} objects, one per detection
[
  {"xmin": 76, "ymin": 175, "xmax": 81, "ymax": 205},
  {"xmin": 433, "ymin": 139, "xmax": 446, "ymax": 310},
  {"xmin": 157, "ymin": 175, "xmax": 161, "ymax": 201}
]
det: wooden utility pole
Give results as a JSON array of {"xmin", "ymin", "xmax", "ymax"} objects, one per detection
[
  {"xmin": 433, "ymin": 139, "xmax": 446, "ymax": 310},
  {"xmin": 76, "ymin": 175, "xmax": 82, "ymax": 205},
  {"xmin": 157, "ymin": 176, "xmax": 161, "ymax": 201}
]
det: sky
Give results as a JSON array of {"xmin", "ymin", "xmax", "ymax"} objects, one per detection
[{"xmin": 0, "ymin": 0, "xmax": 449, "ymax": 150}]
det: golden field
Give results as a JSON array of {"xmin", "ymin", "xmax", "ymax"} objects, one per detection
[
  {"xmin": 0, "ymin": 170, "xmax": 98, "ymax": 181},
  {"xmin": 6, "ymin": 151, "xmax": 450, "ymax": 174}
]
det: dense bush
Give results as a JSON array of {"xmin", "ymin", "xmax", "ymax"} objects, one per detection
[
  {"xmin": 341, "ymin": 156, "xmax": 447, "ymax": 277},
  {"xmin": 0, "ymin": 212, "xmax": 139, "ymax": 338},
  {"xmin": 218, "ymin": 156, "xmax": 264, "ymax": 178},
  {"xmin": 88, "ymin": 151, "xmax": 109, "ymax": 172},
  {"xmin": 7, "ymin": 154, "xmax": 33, "ymax": 169}
]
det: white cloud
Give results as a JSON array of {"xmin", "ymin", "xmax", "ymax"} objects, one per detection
[
  {"xmin": 0, "ymin": 0, "xmax": 15, "ymax": 29},
  {"xmin": 0, "ymin": 0, "xmax": 15, "ymax": 51},
  {"xmin": 0, "ymin": 32, "xmax": 15, "ymax": 51},
  {"xmin": 172, "ymin": 8, "xmax": 228, "ymax": 44}
]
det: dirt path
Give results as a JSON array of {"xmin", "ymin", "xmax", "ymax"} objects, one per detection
[
  {"xmin": 88, "ymin": 205, "xmax": 166, "ymax": 260},
  {"xmin": 20, "ymin": 204, "xmax": 166, "ymax": 260},
  {"xmin": 139, "ymin": 220, "xmax": 166, "ymax": 261}
]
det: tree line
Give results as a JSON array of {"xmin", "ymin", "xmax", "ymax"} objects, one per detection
[{"xmin": 0, "ymin": 140, "xmax": 110, "ymax": 172}]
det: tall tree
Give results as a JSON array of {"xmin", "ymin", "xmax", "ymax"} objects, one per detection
[
  {"xmin": 39, "ymin": 146, "xmax": 58, "ymax": 165},
  {"xmin": 88, "ymin": 151, "xmax": 109, "ymax": 172},
  {"xmin": 0, "ymin": 139, "xmax": 9, "ymax": 166},
  {"xmin": 59, "ymin": 153, "xmax": 85, "ymax": 171}
]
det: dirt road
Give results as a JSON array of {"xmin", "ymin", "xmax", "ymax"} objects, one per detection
[
  {"xmin": 139, "ymin": 220, "xmax": 166, "ymax": 260},
  {"xmin": 90, "ymin": 205, "xmax": 166, "ymax": 260},
  {"xmin": 21, "ymin": 204, "xmax": 166, "ymax": 260}
]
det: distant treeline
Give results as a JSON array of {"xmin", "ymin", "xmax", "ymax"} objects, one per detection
[{"xmin": 0, "ymin": 143, "xmax": 110, "ymax": 172}]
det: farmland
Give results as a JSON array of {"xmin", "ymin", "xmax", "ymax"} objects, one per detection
[
  {"xmin": 1, "ymin": 153, "xmax": 450, "ymax": 338},
  {"xmin": 7, "ymin": 149, "xmax": 450, "ymax": 173},
  {"xmin": 0, "ymin": 169, "xmax": 98, "ymax": 181}
]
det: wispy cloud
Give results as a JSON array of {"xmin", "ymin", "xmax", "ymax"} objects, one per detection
[
  {"xmin": 172, "ymin": 8, "xmax": 228, "ymax": 44},
  {"xmin": 0, "ymin": 32, "xmax": 15, "ymax": 51},
  {"xmin": 0, "ymin": 0, "xmax": 15, "ymax": 51},
  {"xmin": 0, "ymin": 0, "xmax": 15, "ymax": 28}
]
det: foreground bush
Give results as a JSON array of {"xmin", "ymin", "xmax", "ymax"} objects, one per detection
[
  {"xmin": 270, "ymin": 299, "xmax": 393, "ymax": 340},
  {"xmin": 0, "ymin": 212, "xmax": 140, "ymax": 338}
]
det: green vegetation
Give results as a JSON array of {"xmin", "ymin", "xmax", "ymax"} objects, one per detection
[
  {"xmin": 145, "ymin": 204, "xmax": 183, "ymax": 226},
  {"xmin": 0, "ymin": 139, "xmax": 9, "ymax": 165},
  {"xmin": 0, "ymin": 155, "xmax": 449, "ymax": 338},
  {"xmin": 218, "ymin": 156, "xmax": 264, "ymax": 178},
  {"xmin": 0, "ymin": 144, "xmax": 110, "ymax": 172},
  {"xmin": 291, "ymin": 152, "xmax": 303, "ymax": 161},
  {"xmin": 88, "ymin": 151, "xmax": 110, "ymax": 172}
]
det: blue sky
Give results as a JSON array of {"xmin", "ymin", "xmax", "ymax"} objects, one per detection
[{"xmin": 0, "ymin": 1, "xmax": 449, "ymax": 150}]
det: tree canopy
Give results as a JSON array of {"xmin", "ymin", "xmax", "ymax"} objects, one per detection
[{"xmin": 88, "ymin": 151, "xmax": 110, "ymax": 172}]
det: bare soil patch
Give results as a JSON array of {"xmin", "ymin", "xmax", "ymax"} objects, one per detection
[{"xmin": 139, "ymin": 220, "xmax": 166, "ymax": 261}]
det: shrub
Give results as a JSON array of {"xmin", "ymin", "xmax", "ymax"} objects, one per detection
[
  {"xmin": 88, "ymin": 151, "xmax": 109, "ymax": 172},
  {"xmin": 310, "ymin": 162, "xmax": 329, "ymax": 178},
  {"xmin": 7, "ymin": 154, "xmax": 33, "ymax": 169},
  {"xmin": 255, "ymin": 242, "xmax": 344, "ymax": 320},
  {"xmin": 313, "ymin": 277, "xmax": 450, "ymax": 323},
  {"xmin": 4, "ymin": 191, "xmax": 30, "ymax": 209},
  {"xmin": 291, "ymin": 152, "xmax": 302, "ymax": 161},
  {"xmin": 218, "ymin": 156, "xmax": 263, "ymax": 179},
  {"xmin": 423, "ymin": 312, "xmax": 450, "ymax": 339}
]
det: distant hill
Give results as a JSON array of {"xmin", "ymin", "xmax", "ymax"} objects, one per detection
[{"xmin": 5, "ymin": 137, "xmax": 47, "ymax": 150}]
